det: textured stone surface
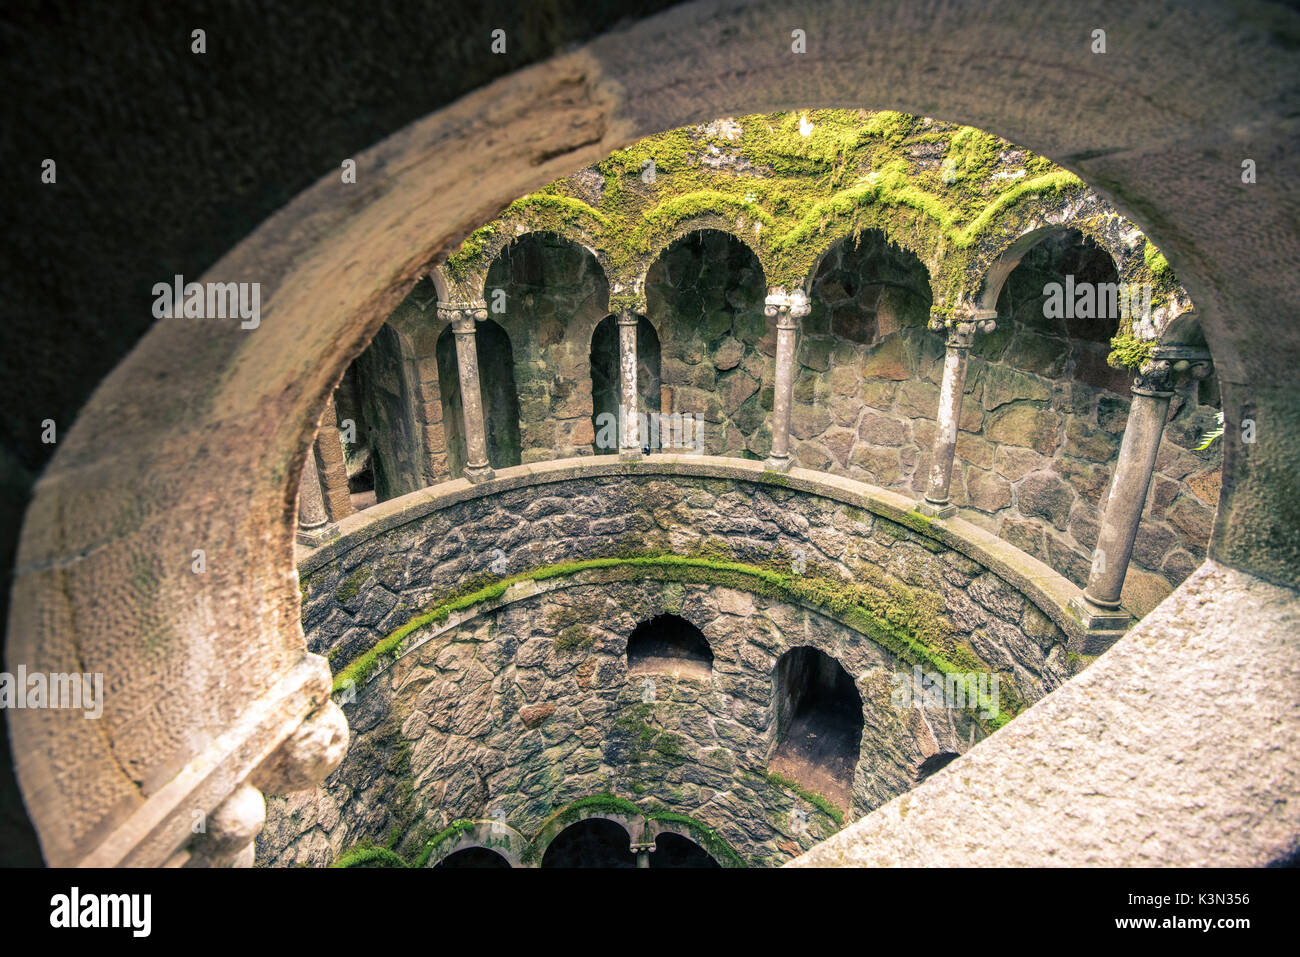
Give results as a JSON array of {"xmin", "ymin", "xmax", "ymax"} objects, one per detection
[
  {"xmin": 260, "ymin": 579, "xmax": 978, "ymax": 867},
  {"xmin": 7, "ymin": 0, "xmax": 1298, "ymax": 869},
  {"xmin": 790, "ymin": 562, "xmax": 1300, "ymax": 867}
]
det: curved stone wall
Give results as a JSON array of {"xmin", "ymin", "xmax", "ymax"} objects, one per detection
[{"xmin": 262, "ymin": 457, "xmax": 1101, "ymax": 867}]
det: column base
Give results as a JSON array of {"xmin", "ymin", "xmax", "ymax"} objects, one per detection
[
  {"xmin": 1069, "ymin": 594, "xmax": 1132, "ymax": 631},
  {"xmin": 917, "ymin": 499, "xmax": 956, "ymax": 519},
  {"xmin": 764, "ymin": 454, "xmax": 793, "ymax": 473},
  {"xmin": 463, "ymin": 464, "xmax": 496, "ymax": 484},
  {"xmin": 295, "ymin": 522, "xmax": 340, "ymax": 548},
  {"xmin": 618, "ymin": 448, "xmax": 642, "ymax": 462}
]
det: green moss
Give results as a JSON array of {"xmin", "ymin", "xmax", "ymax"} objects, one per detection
[
  {"xmin": 765, "ymin": 772, "xmax": 845, "ymax": 826},
  {"xmin": 441, "ymin": 109, "xmax": 1105, "ymax": 300},
  {"xmin": 327, "ymin": 545, "xmax": 1011, "ymax": 726},
  {"xmin": 1107, "ymin": 331, "xmax": 1156, "ymax": 370},
  {"xmin": 553, "ymin": 624, "xmax": 595, "ymax": 655},
  {"xmin": 334, "ymin": 566, "xmax": 372, "ymax": 603},
  {"xmin": 332, "ymin": 845, "xmax": 409, "ymax": 868}
]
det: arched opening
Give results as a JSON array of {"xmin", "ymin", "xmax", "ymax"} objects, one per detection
[
  {"xmin": 978, "ymin": 229, "xmax": 1221, "ymax": 603},
  {"xmin": 346, "ymin": 323, "xmax": 423, "ymax": 506},
  {"xmin": 436, "ymin": 318, "xmax": 523, "ymax": 477},
  {"xmin": 626, "ymin": 613, "xmax": 713, "ymax": 679},
  {"xmin": 802, "ymin": 230, "xmax": 933, "ymax": 477},
  {"xmin": 434, "ymin": 846, "xmax": 511, "ymax": 868},
  {"xmin": 649, "ymin": 832, "xmax": 720, "ymax": 868},
  {"xmin": 916, "ymin": 751, "xmax": 960, "ymax": 783},
  {"xmin": 769, "ymin": 647, "xmax": 863, "ymax": 812},
  {"xmin": 540, "ymin": 818, "xmax": 636, "ymax": 868},
  {"xmin": 646, "ymin": 229, "xmax": 767, "ymax": 457},
  {"xmin": 590, "ymin": 314, "xmax": 662, "ymax": 454},
  {"xmin": 485, "ymin": 232, "xmax": 610, "ymax": 460}
]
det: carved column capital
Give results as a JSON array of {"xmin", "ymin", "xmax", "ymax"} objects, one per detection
[
  {"xmin": 437, "ymin": 300, "xmax": 489, "ymax": 326},
  {"xmin": 930, "ymin": 307, "xmax": 997, "ymax": 349},
  {"xmin": 765, "ymin": 290, "xmax": 810, "ymax": 329}
]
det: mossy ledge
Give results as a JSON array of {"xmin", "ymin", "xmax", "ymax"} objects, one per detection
[{"xmin": 329, "ymin": 545, "xmax": 1019, "ymax": 729}]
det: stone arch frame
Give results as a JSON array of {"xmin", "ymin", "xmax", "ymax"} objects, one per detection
[
  {"xmin": 532, "ymin": 809, "xmax": 643, "ymax": 866},
  {"xmin": 633, "ymin": 218, "xmax": 770, "ymax": 306},
  {"xmin": 969, "ymin": 191, "xmax": 1195, "ymax": 342},
  {"xmin": 795, "ymin": 210, "xmax": 944, "ymax": 303},
  {"xmin": 9, "ymin": 0, "xmax": 1297, "ymax": 869},
  {"xmin": 801, "ymin": 226, "xmax": 938, "ymax": 341},
  {"xmin": 642, "ymin": 819, "xmax": 724, "ymax": 867},
  {"xmin": 477, "ymin": 227, "xmax": 613, "ymax": 317},
  {"xmin": 422, "ymin": 820, "xmax": 529, "ymax": 868}
]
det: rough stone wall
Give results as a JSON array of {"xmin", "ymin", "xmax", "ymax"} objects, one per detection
[
  {"xmin": 486, "ymin": 234, "xmax": 610, "ymax": 462},
  {"xmin": 300, "ymin": 473, "xmax": 1072, "ymax": 712},
  {"xmin": 647, "ymin": 231, "xmax": 774, "ymax": 457},
  {"xmin": 785, "ymin": 232, "xmax": 1221, "ymax": 615},
  {"xmin": 260, "ymin": 579, "xmax": 970, "ymax": 868}
]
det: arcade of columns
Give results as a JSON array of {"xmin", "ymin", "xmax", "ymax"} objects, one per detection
[{"xmin": 297, "ymin": 285, "xmax": 1211, "ymax": 634}]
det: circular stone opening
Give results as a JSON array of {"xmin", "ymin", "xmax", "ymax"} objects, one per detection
[{"xmin": 626, "ymin": 613, "xmax": 714, "ymax": 679}]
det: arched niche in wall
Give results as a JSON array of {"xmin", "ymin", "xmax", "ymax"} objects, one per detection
[
  {"xmin": 648, "ymin": 832, "xmax": 720, "ymax": 869},
  {"xmin": 769, "ymin": 646, "xmax": 863, "ymax": 814},
  {"xmin": 645, "ymin": 229, "xmax": 767, "ymax": 458},
  {"xmin": 626, "ymin": 613, "xmax": 713, "ymax": 678},
  {"xmin": 484, "ymin": 232, "xmax": 610, "ymax": 461},
  {"xmin": 435, "ymin": 319, "xmax": 523, "ymax": 477},
  {"xmin": 434, "ymin": 846, "xmax": 511, "ymax": 868},
  {"xmin": 798, "ymin": 230, "xmax": 934, "ymax": 477},
  {"xmin": 539, "ymin": 818, "xmax": 636, "ymax": 868},
  {"xmin": 349, "ymin": 322, "xmax": 421, "ymax": 504},
  {"xmin": 589, "ymin": 314, "xmax": 662, "ymax": 454}
]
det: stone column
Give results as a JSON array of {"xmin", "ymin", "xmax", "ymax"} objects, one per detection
[
  {"xmin": 296, "ymin": 446, "xmax": 338, "ymax": 546},
  {"xmin": 315, "ymin": 394, "xmax": 354, "ymax": 520},
  {"xmin": 617, "ymin": 309, "xmax": 641, "ymax": 461},
  {"xmin": 1071, "ymin": 350, "xmax": 1212, "ymax": 628},
  {"xmin": 919, "ymin": 310, "xmax": 997, "ymax": 518},
  {"xmin": 765, "ymin": 289, "xmax": 810, "ymax": 472},
  {"xmin": 440, "ymin": 301, "xmax": 495, "ymax": 484}
]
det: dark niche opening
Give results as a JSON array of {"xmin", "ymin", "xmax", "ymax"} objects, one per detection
[
  {"xmin": 769, "ymin": 646, "xmax": 863, "ymax": 813},
  {"xmin": 626, "ymin": 613, "xmax": 714, "ymax": 679},
  {"xmin": 434, "ymin": 846, "xmax": 511, "ymax": 868},
  {"xmin": 540, "ymin": 818, "xmax": 636, "ymax": 868}
]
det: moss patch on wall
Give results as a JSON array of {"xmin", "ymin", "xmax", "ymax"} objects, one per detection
[
  {"xmin": 329, "ymin": 538, "xmax": 1017, "ymax": 730},
  {"xmin": 442, "ymin": 109, "xmax": 1173, "ymax": 316}
]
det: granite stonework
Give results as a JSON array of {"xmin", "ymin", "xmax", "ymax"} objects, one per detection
[
  {"xmin": 365, "ymin": 231, "xmax": 1218, "ymax": 619},
  {"xmin": 264, "ymin": 462, "xmax": 1086, "ymax": 867},
  {"xmin": 258, "ymin": 579, "xmax": 974, "ymax": 868}
]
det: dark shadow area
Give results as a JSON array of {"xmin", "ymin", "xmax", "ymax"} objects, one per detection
[
  {"xmin": 769, "ymin": 646, "xmax": 863, "ymax": 812},
  {"xmin": 434, "ymin": 846, "xmax": 511, "ymax": 868},
  {"xmin": 437, "ymin": 319, "xmax": 523, "ymax": 475},
  {"xmin": 649, "ymin": 832, "xmax": 719, "ymax": 868},
  {"xmin": 916, "ymin": 751, "xmax": 960, "ymax": 783},
  {"xmin": 627, "ymin": 613, "xmax": 713, "ymax": 678},
  {"xmin": 540, "ymin": 818, "xmax": 635, "ymax": 868}
]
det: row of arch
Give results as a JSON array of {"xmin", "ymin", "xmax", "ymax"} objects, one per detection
[
  {"xmin": 435, "ymin": 178, "xmax": 1191, "ymax": 325},
  {"xmin": 427, "ymin": 813, "xmax": 722, "ymax": 869},
  {"xmin": 347, "ymin": 219, "xmax": 1201, "ymax": 496}
]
